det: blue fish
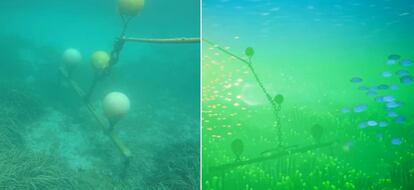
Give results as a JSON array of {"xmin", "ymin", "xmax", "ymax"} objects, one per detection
[
  {"xmin": 375, "ymin": 96, "xmax": 384, "ymax": 103},
  {"xmin": 367, "ymin": 120, "xmax": 378, "ymax": 126},
  {"xmin": 396, "ymin": 70, "xmax": 410, "ymax": 76},
  {"xmin": 377, "ymin": 84, "xmax": 389, "ymax": 90},
  {"xmin": 358, "ymin": 86, "xmax": 369, "ymax": 91},
  {"xmin": 358, "ymin": 122, "xmax": 368, "ymax": 129},
  {"xmin": 388, "ymin": 54, "xmax": 401, "ymax": 60},
  {"xmin": 388, "ymin": 111, "xmax": 398, "ymax": 118},
  {"xmin": 350, "ymin": 77, "xmax": 363, "ymax": 83},
  {"xmin": 367, "ymin": 90, "xmax": 377, "ymax": 97},
  {"xmin": 376, "ymin": 133, "xmax": 384, "ymax": 139},
  {"xmin": 391, "ymin": 138, "xmax": 402, "ymax": 145},
  {"xmin": 395, "ymin": 116, "xmax": 406, "ymax": 124},
  {"xmin": 382, "ymin": 95, "xmax": 395, "ymax": 102},
  {"xmin": 382, "ymin": 71, "xmax": 393, "ymax": 78},
  {"xmin": 379, "ymin": 121, "xmax": 388, "ymax": 128},
  {"xmin": 400, "ymin": 75, "xmax": 413, "ymax": 84},
  {"xmin": 341, "ymin": 107, "xmax": 350, "ymax": 113},
  {"xmin": 386, "ymin": 101, "xmax": 402, "ymax": 109},
  {"xmin": 400, "ymin": 59, "xmax": 412, "ymax": 67},
  {"xmin": 387, "ymin": 59, "xmax": 397, "ymax": 65},
  {"xmin": 390, "ymin": 84, "xmax": 399, "ymax": 91},
  {"xmin": 369, "ymin": 86, "xmax": 378, "ymax": 91},
  {"xmin": 354, "ymin": 104, "xmax": 368, "ymax": 113}
]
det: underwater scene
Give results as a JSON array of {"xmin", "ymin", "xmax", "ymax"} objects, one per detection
[
  {"xmin": 202, "ymin": 0, "xmax": 414, "ymax": 190},
  {"xmin": 0, "ymin": 0, "xmax": 200, "ymax": 189}
]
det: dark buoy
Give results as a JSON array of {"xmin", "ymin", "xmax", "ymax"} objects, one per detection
[
  {"xmin": 231, "ymin": 139, "xmax": 244, "ymax": 161},
  {"xmin": 245, "ymin": 47, "xmax": 255, "ymax": 62},
  {"xmin": 310, "ymin": 124, "xmax": 324, "ymax": 143},
  {"xmin": 273, "ymin": 94, "xmax": 284, "ymax": 105}
]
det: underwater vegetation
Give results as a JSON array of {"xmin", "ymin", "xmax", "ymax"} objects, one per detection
[
  {"xmin": 202, "ymin": 40, "xmax": 414, "ymax": 189},
  {"xmin": 0, "ymin": 80, "xmax": 44, "ymax": 128}
]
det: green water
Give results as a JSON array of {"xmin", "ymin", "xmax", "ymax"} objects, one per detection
[{"xmin": 203, "ymin": 0, "xmax": 414, "ymax": 189}]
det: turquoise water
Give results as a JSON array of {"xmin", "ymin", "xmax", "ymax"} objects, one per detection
[{"xmin": 0, "ymin": 0, "xmax": 200, "ymax": 189}]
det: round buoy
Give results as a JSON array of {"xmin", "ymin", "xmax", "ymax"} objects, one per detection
[
  {"xmin": 118, "ymin": 0, "xmax": 145, "ymax": 16},
  {"xmin": 91, "ymin": 51, "xmax": 110, "ymax": 71}
]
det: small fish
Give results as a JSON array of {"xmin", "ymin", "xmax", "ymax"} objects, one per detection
[
  {"xmin": 341, "ymin": 107, "xmax": 350, "ymax": 113},
  {"xmin": 350, "ymin": 77, "xmax": 363, "ymax": 83},
  {"xmin": 354, "ymin": 104, "xmax": 368, "ymax": 113},
  {"xmin": 396, "ymin": 70, "xmax": 410, "ymax": 76},
  {"xmin": 358, "ymin": 122, "xmax": 368, "ymax": 129},
  {"xmin": 386, "ymin": 59, "xmax": 397, "ymax": 65},
  {"xmin": 395, "ymin": 116, "xmax": 406, "ymax": 124},
  {"xmin": 369, "ymin": 86, "xmax": 378, "ymax": 91},
  {"xmin": 388, "ymin": 54, "xmax": 401, "ymax": 60},
  {"xmin": 400, "ymin": 75, "xmax": 413, "ymax": 84},
  {"xmin": 377, "ymin": 84, "xmax": 389, "ymax": 90},
  {"xmin": 379, "ymin": 121, "xmax": 388, "ymax": 128},
  {"xmin": 386, "ymin": 101, "xmax": 402, "ymax": 109},
  {"xmin": 367, "ymin": 90, "xmax": 377, "ymax": 97},
  {"xmin": 367, "ymin": 120, "xmax": 378, "ymax": 126},
  {"xmin": 391, "ymin": 138, "xmax": 402, "ymax": 145},
  {"xmin": 376, "ymin": 133, "xmax": 384, "ymax": 139},
  {"xmin": 388, "ymin": 111, "xmax": 398, "ymax": 118},
  {"xmin": 382, "ymin": 95, "xmax": 395, "ymax": 102},
  {"xmin": 382, "ymin": 71, "xmax": 393, "ymax": 78},
  {"xmin": 375, "ymin": 96, "xmax": 384, "ymax": 103},
  {"xmin": 358, "ymin": 86, "xmax": 369, "ymax": 91},
  {"xmin": 400, "ymin": 59, "xmax": 412, "ymax": 67},
  {"xmin": 390, "ymin": 84, "xmax": 399, "ymax": 91}
]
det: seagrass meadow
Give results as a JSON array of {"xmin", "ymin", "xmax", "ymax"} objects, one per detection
[
  {"xmin": 0, "ymin": 0, "xmax": 200, "ymax": 189},
  {"xmin": 202, "ymin": 0, "xmax": 414, "ymax": 189}
]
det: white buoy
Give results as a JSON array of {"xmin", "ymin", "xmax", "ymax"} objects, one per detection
[
  {"xmin": 103, "ymin": 92, "xmax": 130, "ymax": 127},
  {"xmin": 62, "ymin": 48, "xmax": 82, "ymax": 68}
]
